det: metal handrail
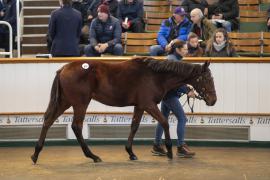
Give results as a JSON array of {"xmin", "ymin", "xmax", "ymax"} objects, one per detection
[
  {"xmin": 0, "ymin": 21, "xmax": 13, "ymax": 58},
  {"xmin": 16, "ymin": 0, "xmax": 21, "ymax": 58}
]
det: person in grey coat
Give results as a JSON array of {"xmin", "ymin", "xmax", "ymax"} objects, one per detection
[
  {"xmin": 84, "ymin": 3, "xmax": 123, "ymax": 56},
  {"xmin": 49, "ymin": 0, "xmax": 82, "ymax": 57}
]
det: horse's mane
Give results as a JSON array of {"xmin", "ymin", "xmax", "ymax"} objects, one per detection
[{"xmin": 132, "ymin": 57, "xmax": 202, "ymax": 76}]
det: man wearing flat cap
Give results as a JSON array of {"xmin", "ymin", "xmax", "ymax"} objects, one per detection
[
  {"xmin": 149, "ymin": 6, "xmax": 192, "ymax": 56},
  {"xmin": 84, "ymin": 3, "xmax": 123, "ymax": 56}
]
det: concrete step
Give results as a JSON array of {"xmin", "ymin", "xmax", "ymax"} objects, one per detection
[
  {"xmin": 24, "ymin": 15, "xmax": 50, "ymax": 25},
  {"xmin": 24, "ymin": 0, "xmax": 59, "ymax": 7},
  {"xmin": 22, "ymin": 34, "xmax": 47, "ymax": 44},
  {"xmin": 23, "ymin": 25, "xmax": 48, "ymax": 34},
  {"xmin": 22, "ymin": 44, "xmax": 48, "ymax": 54},
  {"xmin": 23, "ymin": 6, "xmax": 58, "ymax": 15}
]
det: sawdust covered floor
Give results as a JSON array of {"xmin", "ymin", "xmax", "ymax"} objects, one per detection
[{"xmin": 0, "ymin": 145, "xmax": 269, "ymax": 180}]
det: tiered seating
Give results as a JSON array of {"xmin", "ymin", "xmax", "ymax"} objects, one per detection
[
  {"xmin": 238, "ymin": 0, "xmax": 260, "ymax": 11},
  {"xmin": 143, "ymin": 0, "xmax": 171, "ymax": 32},
  {"xmin": 143, "ymin": 0, "xmax": 170, "ymax": 13},
  {"xmin": 122, "ymin": 32, "xmax": 157, "ymax": 55},
  {"xmin": 259, "ymin": 0, "xmax": 270, "ymax": 11},
  {"xmin": 22, "ymin": 0, "xmax": 58, "ymax": 55},
  {"xmin": 238, "ymin": 0, "xmax": 268, "ymax": 32},
  {"xmin": 228, "ymin": 32, "xmax": 270, "ymax": 56},
  {"xmin": 144, "ymin": 12, "xmax": 171, "ymax": 32},
  {"xmin": 239, "ymin": 11, "xmax": 267, "ymax": 32},
  {"xmin": 169, "ymin": 0, "xmax": 182, "ymax": 12},
  {"xmin": 229, "ymin": 32, "xmax": 262, "ymax": 56},
  {"xmin": 19, "ymin": 0, "xmax": 270, "ymax": 57},
  {"xmin": 262, "ymin": 32, "xmax": 270, "ymax": 55}
]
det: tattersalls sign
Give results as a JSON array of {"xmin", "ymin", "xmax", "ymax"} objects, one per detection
[
  {"xmin": 253, "ymin": 117, "xmax": 270, "ymax": 126},
  {"xmin": 0, "ymin": 114, "xmax": 269, "ymax": 127},
  {"xmin": 0, "ymin": 113, "xmax": 270, "ymax": 141}
]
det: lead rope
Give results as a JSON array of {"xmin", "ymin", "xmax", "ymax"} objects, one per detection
[
  {"xmin": 182, "ymin": 88, "xmax": 203, "ymax": 113},
  {"xmin": 182, "ymin": 96, "xmax": 195, "ymax": 113}
]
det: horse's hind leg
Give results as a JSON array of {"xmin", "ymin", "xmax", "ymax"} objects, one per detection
[
  {"xmin": 72, "ymin": 105, "xmax": 102, "ymax": 163},
  {"xmin": 31, "ymin": 100, "xmax": 70, "ymax": 164},
  {"xmin": 145, "ymin": 105, "xmax": 173, "ymax": 159},
  {"xmin": 125, "ymin": 106, "xmax": 144, "ymax": 160}
]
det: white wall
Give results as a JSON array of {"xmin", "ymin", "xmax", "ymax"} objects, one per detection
[{"xmin": 0, "ymin": 62, "xmax": 270, "ymax": 113}]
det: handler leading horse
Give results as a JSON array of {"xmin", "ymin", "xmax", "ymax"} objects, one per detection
[{"xmin": 31, "ymin": 57, "xmax": 216, "ymax": 164}]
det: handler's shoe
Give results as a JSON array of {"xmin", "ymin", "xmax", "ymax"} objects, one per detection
[
  {"xmin": 177, "ymin": 144, "xmax": 196, "ymax": 158},
  {"xmin": 151, "ymin": 144, "xmax": 167, "ymax": 156}
]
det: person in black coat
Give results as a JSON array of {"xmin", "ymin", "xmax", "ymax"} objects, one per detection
[
  {"xmin": 117, "ymin": 0, "xmax": 144, "ymax": 33},
  {"xmin": 48, "ymin": 0, "xmax": 82, "ymax": 57},
  {"xmin": 181, "ymin": 0, "xmax": 208, "ymax": 18},
  {"xmin": 84, "ymin": 3, "xmax": 123, "ymax": 56},
  {"xmin": 0, "ymin": 0, "xmax": 21, "ymax": 53},
  {"xmin": 267, "ymin": 6, "xmax": 270, "ymax": 31},
  {"xmin": 0, "ymin": 0, "xmax": 5, "ymax": 20},
  {"xmin": 208, "ymin": 0, "xmax": 239, "ymax": 31}
]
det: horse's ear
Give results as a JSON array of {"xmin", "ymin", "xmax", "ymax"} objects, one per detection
[{"xmin": 203, "ymin": 61, "xmax": 210, "ymax": 71}]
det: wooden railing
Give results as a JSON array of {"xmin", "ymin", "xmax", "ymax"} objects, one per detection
[{"xmin": 1, "ymin": 57, "xmax": 270, "ymax": 64}]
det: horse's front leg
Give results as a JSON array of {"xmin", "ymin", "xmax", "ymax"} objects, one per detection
[
  {"xmin": 125, "ymin": 106, "xmax": 144, "ymax": 160},
  {"xmin": 145, "ymin": 105, "xmax": 173, "ymax": 159},
  {"xmin": 72, "ymin": 105, "xmax": 102, "ymax": 163}
]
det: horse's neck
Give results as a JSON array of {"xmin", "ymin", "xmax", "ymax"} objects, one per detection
[
  {"xmin": 175, "ymin": 63, "xmax": 198, "ymax": 81},
  {"xmin": 163, "ymin": 73, "xmax": 187, "ymax": 90},
  {"xmin": 166, "ymin": 63, "xmax": 201, "ymax": 89}
]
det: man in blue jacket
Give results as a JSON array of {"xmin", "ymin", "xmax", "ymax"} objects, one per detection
[
  {"xmin": 149, "ymin": 6, "xmax": 192, "ymax": 56},
  {"xmin": 84, "ymin": 3, "xmax": 123, "ymax": 56},
  {"xmin": 48, "ymin": 0, "xmax": 82, "ymax": 57}
]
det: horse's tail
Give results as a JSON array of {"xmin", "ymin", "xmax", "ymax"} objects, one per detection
[{"xmin": 44, "ymin": 68, "xmax": 63, "ymax": 121}]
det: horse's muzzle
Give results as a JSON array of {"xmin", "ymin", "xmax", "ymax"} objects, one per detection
[{"xmin": 206, "ymin": 96, "xmax": 217, "ymax": 106}]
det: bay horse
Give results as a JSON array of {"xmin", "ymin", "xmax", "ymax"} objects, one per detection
[{"xmin": 31, "ymin": 57, "xmax": 216, "ymax": 164}]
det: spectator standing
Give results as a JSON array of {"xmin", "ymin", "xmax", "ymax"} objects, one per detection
[
  {"xmin": 84, "ymin": 3, "xmax": 123, "ymax": 56},
  {"xmin": 205, "ymin": 28, "xmax": 237, "ymax": 57},
  {"xmin": 149, "ymin": 6, "xmax": 192, "ymax": 56},
  {"xmin": 48, "ymin": 0, "xmax": 82, "ymax": 57},
  {"xmin": 117, "ymin": 0, "xmax": 144, "ymax": 33}
]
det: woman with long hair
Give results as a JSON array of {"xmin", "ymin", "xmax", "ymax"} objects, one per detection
[{"xmin": 205, "ymin": 28, "xmax": 237, "ymax": 57}]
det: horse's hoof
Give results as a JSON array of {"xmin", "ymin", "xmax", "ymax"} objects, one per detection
[
  {"xmin": 31, "ymin": 155, "xmax": 38, "ymax": 164},
  {"xmin": 129, "ymin": 155, "xmax": 138, "ymax": 161},
  {"xmin": 167, "ymin": 152, "xmax": 173, "ymax": 159},
  {"xmin": 93, "ymin": 157, "xmax": 102, "ymax": 163}
]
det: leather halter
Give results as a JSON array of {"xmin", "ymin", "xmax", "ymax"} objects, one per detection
[
  {"xmin": 192, "ymin": 71, "xmax": 216, "ymax": 101},
  {"xmin": 183, "ymin": 70, "xmax": 216, "ymax": 112}
]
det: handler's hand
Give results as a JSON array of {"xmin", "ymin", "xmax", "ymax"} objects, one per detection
[{"xmin": 187, "ymin": 89, "xmax": 196, "ymax": 99}]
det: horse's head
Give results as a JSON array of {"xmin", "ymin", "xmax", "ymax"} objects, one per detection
[{"xmin": 191, "ymin": 61, "xmax": 217, "ymax": 106}]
